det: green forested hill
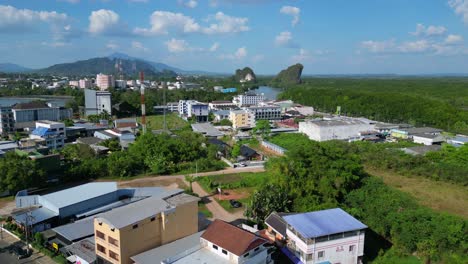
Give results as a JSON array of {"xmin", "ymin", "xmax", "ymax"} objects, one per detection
[{"xmin": 279, "ymin": 78, "xmax": 468, "ymax": 134}]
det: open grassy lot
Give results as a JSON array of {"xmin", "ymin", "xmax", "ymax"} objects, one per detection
[
  {"xmin": 198, "ymin": 201, "xmax": 213, "ymax": 218},
  {"xmin": 366, "ymin": 167, "xmax": 468, "ymax": 219},
  {"xmin": 137, "ymin": 113, "xmax": 189, "ymax": 131},
  {"xmin": 196, "ymin": 172, "xmax": 270, "ymax": 193}
]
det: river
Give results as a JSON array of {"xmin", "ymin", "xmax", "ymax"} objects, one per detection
[
  {"xmin": 254, "ymin": 86, "xmax": 283, "ymax": 100},
  {"xmin": 0, "ymin": 96, "xmax": 72, "ymax": 107}
]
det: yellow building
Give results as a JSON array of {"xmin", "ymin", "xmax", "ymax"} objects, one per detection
[
  {"xmin": 229, "ymin": 110, "xmax": 255, "ymax": 130},
  {"xmin": 94, "ymin": 193, "xmax": 199, "ymax": 264}
]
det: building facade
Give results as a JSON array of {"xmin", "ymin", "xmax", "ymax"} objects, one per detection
[
  {"xmin": 94, "ymin": 193, "xmax": 199, "ymax": 264},
  {"xmin": 233, "ymin": 92, "xmax": 265, "ymax": 107},
  {"xmin": 30, "ymin": 121, "xmax": 66, "ymax": 149},
  {"xmin": 229, "ymin": 110, "xmax": 255, "ymax": 130},
  {"xmin": 85, "ymin": 89, "xmax": 112, "ymax": 116},
  {"xmin": 79, "ymin": 79, "xmax": 93, "ymax": 89},
  {"xmin": 12, "ymin": 102, "xmax": 72, "ymax": 129},
  {"xmin": 96, "ymin": 73, "xmax": 115, "ymax": 91},
  {"xmin": 299, "ymin": 118, "xmax": 374, "ymax": 142},
  {"xmin": 0, "ymin": 106, "xmax": 15, "ymax": 134},
  {"xmin": 284, "ymin": 208, "xmax": 367, "ymax": 264},
  {"xmin": 247, "ymin": 105, "xmax": 282, "ymax": 120}
]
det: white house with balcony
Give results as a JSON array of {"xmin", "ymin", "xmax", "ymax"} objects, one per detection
[
  {"xmin": 29, "ymin": 120, "xmax": 66, "ymax": 149},
  {"xmin": 283, "ymin": 208, "xmax": 367, "ymax": 264}
]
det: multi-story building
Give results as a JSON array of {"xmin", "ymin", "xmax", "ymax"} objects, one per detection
[
  {"xmin": 84, "ymin": 89, "xmax": 112, "ymax": 116},
  {"xmin": 0, "ymin": 106, "xmax": 15, "ymax": 134},
  {"xmin": 115, "ymin": 80, "xmax": 127, "ymax": 89},
  {"xmin": 299, "ymin": 117, "xmax": 374, "ymax": 142},
  {"xmin": 208, "ymin": 101, "xmax": 237, "ymax": 111},
  {"xmin": 69, "ymin": 80, "xmax": 79, "ymax": 87},
  {"xmin": 30, "ymin": 120, "xmax": 66, "ymax": 149},
  {"xmin": 281, "ymin": 208, "xmax": 367, "ymax": 264},
  {"xmin": 96, "ymin": 73, "xmax": 115, "ymax": 91},
  {"xmin": 94, "ymin": 192, "xmax": 199, "ymax": 264},
  {"xmin": 79, "ymin": 79, "xmax": 93, "ymax": 89},
  {"xmin": 232, "ymin": 92, "xmax": 265, "ymax": 107},
  {"xmin": 229, "ymin": 110, "xmax": 255, "ymax": 130},
  {"xmin": 12, "ymin": 101, "xmax": 72, "ymax": 130},
  {"xmin": 178, "ymin": 100, "xmax": 209, "ymax": 122},
  {"xmin": 247, "ymin": 104, "xmax": 282, "ymax": 120}
]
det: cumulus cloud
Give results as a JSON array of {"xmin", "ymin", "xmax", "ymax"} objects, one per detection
[
  {"xmin": 165, "ymin": 38, "xmax": 190, "ymax": 53},
  {"xmin": 209, "ymin": 42, "xmax": 220, "ymax": 51},
  {"xmin": 132, "ymin": 41, "xmax": 149, "ymax": 52},
  {"xmin": 280, "ymin": 6, "xmax": 300, "ymax": 26},
  {"xmin": 361, "ymin": 40, "xmax": 396, "ymax": 53},
  {"xmin": 203, "ymin": 12, "xmax": 249, "ymax": 34},
  {"xmin": 449, "ymin": 0, "xmax": 468, "ymax": 24},
  {"xmin": 135, "ymin": 11, "xmax": 249, "ymax": 36},
  {"xmin": 445, "ymin": 34, "xmax": 464, "ymax": 44},
  {"xmin": 398, "ymin": 40, "xmax": 431, "ymax": 53},
  {"xmin": 275, "ymin": 31, "xmax": 299, "ymax": 48},
  {"xmin": 134, "ymin": 11, "xmax": 200, "ymax": 35},
  {"xmin": 412, "ymin": 23, "xmax": 447, "ymax": 36},
  {"xmin": 181, "ymin": 0, "xmax": 198, "ymax": 8},
  {"xmin": 88, "ymin": 9, "xmax": 120, "ymax": 34},
  {"xmin": 0, "ymin": 5, "xmax": 68, "ymax": 32},
  {"xmin": 220, "ymin": 47, "xmax": 247, "ymax": 60}
]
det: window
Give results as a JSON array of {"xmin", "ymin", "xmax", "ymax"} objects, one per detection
[
  {"xmin": 96, "ymin": 230, "xmax": 105, "ymax": 240},
  {"xmin": 212, "ymin": 245, "xmax": 218, "ymax": 250},
  {"xmin": 306, "ymin": 254, "xmax": 313, "ymax": 261},
  {"xmin": 244, "ymin": 253, "xmax": 250, "ymax": 258},
  {"xmin": 150, "ymin": 217, "xmax": 156, "ymax": 222},
  {"xmin": 96, "ymin": 244, "xmax": 106, "ymax": 254},
  {"xmin": 132, "ymin": 224, "xmax": 138, "ymax": 229},
  {"xmin": 318, "ymin": 251, "xmax": 325, "ymax": 259},
  {"xmin": 254, "ymin": 247, "xmax": 260, "ymax": 252},
  {"xmin": 109, "ymin": 250, "xmax": 119, "ymax": 261},
  {"xmin": 222, "ymin": 249, "xmax": 228, "ymax": 255},
  {"xmin": 108, "ymin": 236, "xmax": 119, "ymax": 247},
  {"xmin": 349, "ymin": 245, "xmax": 355, "ymax": 252}
]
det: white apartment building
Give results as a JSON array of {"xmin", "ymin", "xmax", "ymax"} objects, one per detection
[
  {"xmin": 299, "ymin": 118, "xmax": 374, "ymax": 142},
  {"xmin": 12, "ymin": 102, "xmax": 72, "ymax": 129},
  {"xmin": 246, "ymin": 104, "xmax": 282, "ymax": 120},
  {"xmin": 79, "ymin": 79, "xmax": 93, "ymax": 89},
  {"xmin": 96, "ymin": 73, "xmax": 115, "ymax": 90},
  {"xmin": 84, "ymin": 89, "xmax": 112, "ymax": 116},
  {"xmin": 233, "ymin": 92, "xmax": 265, "ymax": 107},
  {"xmin": 69, "ymin": 80, "xmax": 79, "ymax": 87},
  {"xmin": 0, "ymin": 106, "xmax": 15, "ymax": 134},
  {"xmin": 208, "ymin": 101, "xmax": 237, "ymax": 111},
  {"xmin": 30, "ymin": 121, "xmax": 66, "ymax": 149},
  {"xmin": 283, "ymin": 208, "xmax": 366, "ymax": 264}
]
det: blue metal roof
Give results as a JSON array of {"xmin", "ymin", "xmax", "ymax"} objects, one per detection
[
  {"xmin": 31, "ymin": 127, "xmax": 53, "ymax": 136},
  {"xmin": 283, "ymin": 208, "xmax": 367, "ymax": 239},
  {"xmin": 14, "ymin": 207, "xmax": 57, "ymax": 225},
  {"xmin": 41, "ymin": 182, "xmax": 117, "ymax": 209}
]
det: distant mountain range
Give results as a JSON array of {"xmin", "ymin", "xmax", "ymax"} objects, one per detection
[
  {"xmin": 0, "ymin": 53, "xmax": 223, "ymax": 76},
  {"xmin": 0, "ymin": 63, "xmax": 32, "ymax": 73}
]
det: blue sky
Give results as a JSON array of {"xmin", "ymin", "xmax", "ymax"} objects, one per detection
[{"xmin": 1, "ymin": 0, "xmax": 468, "ymax": 74}]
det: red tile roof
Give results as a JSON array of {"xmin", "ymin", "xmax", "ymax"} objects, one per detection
[{"xmin": 201, "ymin": 219, "xmax": 267, "ymax": 256}]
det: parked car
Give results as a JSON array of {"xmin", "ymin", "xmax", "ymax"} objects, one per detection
[
  {"xmin": 238, "ymin": 162, "xmax": 247, "ymax": 167},
  {"xmin": 10, "ymin": 246, "xmax": 28, "ymax": 259},
  {"xmin": 229, "ymin": 199, "xmax": 242, "ymax": 208}
]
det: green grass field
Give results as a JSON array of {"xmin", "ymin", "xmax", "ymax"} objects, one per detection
[
  {"xmin": 196, "ymin": 172, "xmax": 270, "ymax": 193},
  {"xmin": 137, "ymin": 113, "xmax": 189, "ymax": 131},
  {"xmin": 198, "ymin": 201, "xmax": 213, "ymax": 218}
]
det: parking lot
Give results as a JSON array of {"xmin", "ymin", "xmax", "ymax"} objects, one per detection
[{"xmin": 0, "ymin": 229, "xmax": 56, "ymax": 264}]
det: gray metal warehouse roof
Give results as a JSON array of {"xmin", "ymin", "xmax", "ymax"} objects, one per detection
[
  {"xmin": 131, "ymin": 231, "xmax": 203, "ymax": 264},
  {"xmin": 41, "ymin": 182, "xmax": 117, "ymax": 209},
  {"xmin": 14, "ymin": 207, "xmax": 57, "ymax": 225}
]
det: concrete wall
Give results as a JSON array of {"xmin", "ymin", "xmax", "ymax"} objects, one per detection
[{"xmin": 299, "ymin": 122, "xmax": 374, "ymax": 142}]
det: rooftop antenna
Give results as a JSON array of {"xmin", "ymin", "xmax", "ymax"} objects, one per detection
[
  {"xmin": 163, "ymin": 81, "xmax": 167, "ymax": 131},
  {"xmin": 140, "ymin": 71, "xmax": 146, "ymax": 134}
]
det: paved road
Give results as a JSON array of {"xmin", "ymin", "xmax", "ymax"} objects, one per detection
[{"xmin": 0, "ymin": 229, "xmax": 56, "ymax": 264}]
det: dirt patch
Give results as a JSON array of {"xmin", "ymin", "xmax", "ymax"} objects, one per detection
[
  {"xmin": 118, "ymin": 177, "xmax": 187, "ymax": 189},
  {"xmin": 0, "ymin": 196, "xmax": 15, "ymax": 217},
  {"xmin": 217, "ymin": 189, "xmax": 250, "ymax": 201}
]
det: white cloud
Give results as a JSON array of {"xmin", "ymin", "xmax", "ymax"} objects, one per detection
[
  {"xmin": 0, "ymin": 5, "xmax": 68, "ymax": 31},
  {"xmin": 275, "ymin": 31, "xmax": 299, "ymax": 48},
  {"xmin": 292, "ymin": 48, "xmax": 312, "ymax": 62},
  {"xmin": 106, "ymin": 42, "xmax": 119, "ymax": 50},
  {"xmin": 252, "ymin": 54, "xmax": 264, "ymax": 63},
  {"xmin": 280, "ymin": 6, "xmax": 300, "ymax": 26},
  {"xmin": 134, "ymin": 11, "xmax": 200, "ymax": 35},
  {"xmin": 398, "ymin": 40, "xmax": 431, "ymax": 53},
  {"xmin": 203, "ymin": 12, "xmax": 249, "ymax": 34},
  {"xmin": 184, "ymin": 0, "xmax": 198, "ymax": 8},
  {"xmin": 361, "ymin": 40, "xmax": 396, "ymax": 53},
  {"xmin": 220, "ymin": 47, "xmax": 247, "ymax": 60},
  {"xmin": 135, "ymin": 11, "xmax": 248, "ymax": 36},
  {"xmin": 412, "ymin": 23, "xmax": 447, "ymax": 36},
  {"xmin": 41, "ymin": 41, "xmax": 69, "ymax": 47},
  {"xmin": 165, "ymin": 38, "xmax": 190, "ymax": 53},
  {"xmin": 88, "ymin": 9, "xmax": 120, "ymax": 34},
  {"xmin": 449, "ymin": 0, "xmax": 468, "ymax": 24},
  {"xmin": 132, "ymin": 41, "xmax": 149, "ymax": 52},
  {"xmin": 58, "ymin": 0, "xmax": 80, "ymax": 3},
  {"xmin": 445, "ymin": 34, "xmax": 464, "ymax": 44},
  {"xmin": 209, "ymin": 42, "xmax": 220, "ymax": 52}
]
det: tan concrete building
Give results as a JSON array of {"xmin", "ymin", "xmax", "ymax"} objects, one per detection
[
  {"xmin": 229, "ymin": 109, "xmax": 255, "ymax": 130},
  {"xmin": 94, "ymin": 193, "xmax": 199, "ymax": 264}
]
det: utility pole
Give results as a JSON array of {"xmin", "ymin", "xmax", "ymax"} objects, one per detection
[
  {"xmin": 140, "ymin": 71, "xmax": 147, "ymax": 134},
  {"xmin": 163, "ymin": 81, "xmax": 167, "ymax": 131}
]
